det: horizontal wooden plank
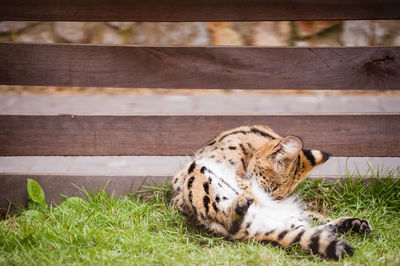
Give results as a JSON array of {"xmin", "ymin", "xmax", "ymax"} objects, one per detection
[
  {"xmin": 1, "ymin": 0, "xmax": 400, "ymax": 21},
  {"xmin": 0, "ymin": 114, "xmax": 399, "ymax": 157},
  {"xmin": 0, "ymin": 174, "xmax": 391, "ymax": 212},
  {"xmin": 1, "ymin": 43, "xmax": 400, "ymax": 90},
  {"xmin": 0, "ymin": 174, "xmax": 169, "ymax": 212}
]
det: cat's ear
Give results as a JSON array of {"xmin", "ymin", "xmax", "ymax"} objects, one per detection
[{"xmin": 275, "ymin": 136, "xmax": 302, "ymax": 161}]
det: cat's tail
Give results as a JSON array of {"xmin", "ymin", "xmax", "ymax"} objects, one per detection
[{"xmin": 238, "ymin": 226, "xmax": 354, "ymax": 260}]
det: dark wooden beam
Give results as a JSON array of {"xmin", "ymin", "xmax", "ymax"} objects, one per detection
[
  {"xmin": 1, "ymin": 43, "xmax": 400, "ymax": 90},
  {"xmin": 1, "ymin": 0, "xmax": 400, "ymax": 21},
  {"xmin": 1, "ymin": 114, "xmax": 399, "ymax": 157}
]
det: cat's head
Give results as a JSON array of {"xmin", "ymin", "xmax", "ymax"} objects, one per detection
[{"xmin": 250, "ymin": 136, "xmax": 330, "ymax": 197}]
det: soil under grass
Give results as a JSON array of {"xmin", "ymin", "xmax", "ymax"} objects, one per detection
[{"xmin": 1, "ymin": 168, "xmax": 399, "ymax": 265}]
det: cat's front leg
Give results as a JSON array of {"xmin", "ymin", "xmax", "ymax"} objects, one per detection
[
  {"xmin": 226, "ymin": 193, "xmax": 254, "ymax": 235},
  {"xmin": 324, "ymin": 217, "xmax": 372, "ymax": 235}
]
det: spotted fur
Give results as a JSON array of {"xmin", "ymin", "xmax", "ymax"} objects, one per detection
[{"xmin": 171, "ymin": 125, "xmax": 371, "ymax": 260}]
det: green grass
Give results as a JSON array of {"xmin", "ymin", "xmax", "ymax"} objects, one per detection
[{"xmin": 1, "ymin": 168, "xmax": 399, "ymax": 265}]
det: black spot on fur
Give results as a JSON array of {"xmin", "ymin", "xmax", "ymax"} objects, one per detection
[
  {"xmin": 215, "ymin": 195, "xmax": 220, "ymax": 202},
  {"xmin": 264, "ymin": 230, "xmax": 274, "ymax": 236},
  {"xmin": 187, "ymin": 176, "xmax": 195, "ymax": 189},
  {"xmin": 326, "ymin": 239, "xmax": 339, "ymax": 260},
  {"xmin": 207, "ymin": 140, "xmax": 216, "ymax": 146},
  {"xmin": 188, "ymin": 191, "xmax": 193, "ymax": 203},
  {"xmin": 239, "ymin": 143, "xmax": 249, "ymax": 157},
  {"xmin": 303, "ymin": 149, "xmax": 316, "ymax": 166},
  {"xmin": 241, "ymin": 158, "xmax": 247, "ymax": 171},
  {"xmin": 188, "ymin": 161, "xmax": 196, "ymax": 174},
  {"xmin": 247, "ymin": 142, "xmax": 254, "ymax": 151},
  {"xmin": 222, "ymin": 196, "xmax": 228, "ymax": 200},
  {"xmin": 291, "ymin": 229, "xmax": 305, "ymax": 246},
  {"xmin": 219, "ymin": 130, "xmax": 247, "ymax": 142},
  {"xmin": 278, "ymin": 230, "xmax": 288, "ymax": 240},
  {"xmin": 229, "ymin": 219, "xmax": 243, "ymax": 235},
  {"xmin": 229, "ymin": 160, "xmax": 235, "ymax": 165},
  {"xmin": 250, "ymin": 127, "xmax": 275, "ymax": 139},
  {"xmin": 200, "ymin": 167, "xmax": 206, "ymax": 174},
  {"xmin": 229, "ymin": 146, "xmax": 237, "ymax": 150},
  {"xmin": 212, "ymin": 202, "xmax": 219, "ymax": 212},
  {"xmin": 203, "ymin": 182, "xmax": 209, "ymax": 194},
  {"xmin": 309, "ymin": 232, "xmax": 320, "ymax": 255},
  {"xmin": 203, "ymin": 196, "xmax": 210, "ymax": 214}
]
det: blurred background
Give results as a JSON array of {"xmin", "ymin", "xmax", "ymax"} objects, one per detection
[
  {"xmin": 1, "ymin": 20, "xmax": 400, "ymax": 46},
  {"xmin": 1, "ymin": 20, "xmax": 399, "ymax": 177}
]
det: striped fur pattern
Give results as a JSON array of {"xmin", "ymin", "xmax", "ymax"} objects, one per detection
[{"xmin": 171, "ymin": 125, "xmax": 371, "ymax": 260}]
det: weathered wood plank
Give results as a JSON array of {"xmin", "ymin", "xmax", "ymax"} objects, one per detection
[
  {"xmin": 0, "ymin": 174, "xmax": 169, "ymax": 211},
  {"xmin": 1, "ymin": 0, "xmax": 400, "ymax": 21},
  {"xmin": 1, "ymin": 43, "xmax": 400, "ymax": 90},
  {"xmin": 0, "ymin": 114, "xmax": 399, "ymax": 157}
]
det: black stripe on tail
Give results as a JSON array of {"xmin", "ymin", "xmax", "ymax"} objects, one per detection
[{"xmin": 303, "ymin": 149, "xmax": 316, "ymax": 166}]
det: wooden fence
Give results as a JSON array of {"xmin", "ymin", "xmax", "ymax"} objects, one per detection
[{"xmin": 1, "ymin": 0, "xmax": 399, "ymax": 210}]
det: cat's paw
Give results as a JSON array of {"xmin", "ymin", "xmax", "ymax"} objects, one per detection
[
  {"xmin": 234, "ymin": 194, "xmax": 254, "ymax": 216},
  {"xmin": 331, "ymin": 217, "xmax": 372, "ymax": 235},
  {"xmin": 350, "ymin": 218, "xmax": 372, "ymax": 234}
]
